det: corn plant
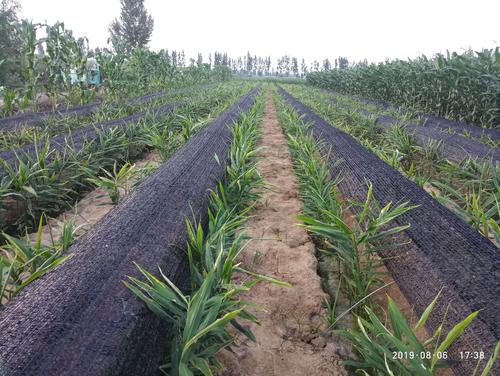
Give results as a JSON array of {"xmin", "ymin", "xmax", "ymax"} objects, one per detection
[
  {"xmin": 42, "ymin": 22, "xmax": 64, "ymax": 110},
  {"xmin": 95, "ymin": 50, "xmax": 127, "ymax": 98},
  {"xmin": 19, "ymin": 20, "xmax": 40, "ymax": 111},
  {"xmin": 41, "ymin": 22, "xmax": 84, "ymax": 110},
  {"xmin": 71, "ymin": 36, "xmax": 91, "ymax": 103},
  {"xmin": 0, "ymin": 86, "xmax": 18, "ymax": 115},
  {"xmin": 306, "ymin": 48, "xmax": 500, "ymax": 128}
]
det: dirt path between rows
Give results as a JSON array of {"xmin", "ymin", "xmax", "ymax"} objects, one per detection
[{"xmin": 220, "ymin": 93, "xmax": 347, "ymax": 375}]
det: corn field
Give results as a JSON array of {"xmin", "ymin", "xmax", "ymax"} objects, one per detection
[{"xmin": 307, "ymin": 48, "xmax": 500, "ymax": 128}]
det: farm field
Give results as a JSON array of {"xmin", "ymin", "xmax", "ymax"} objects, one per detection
[
  {"xmin": 280, "ymin": 84, "xmax": 500, "ymax": 244},
  {"xmin": 1, "ymin": 77, "xmax": 498, "ymax": 375},
  {"xmin": 0, "ymin": 2, "xmax": 499, "ymax": 375}
]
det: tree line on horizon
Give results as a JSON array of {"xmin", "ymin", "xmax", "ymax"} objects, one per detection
[{"xmin": 0, "ymin": 0, "xmax": 355, "ymax": 89}]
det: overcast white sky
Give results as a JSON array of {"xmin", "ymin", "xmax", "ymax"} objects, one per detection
[{"xmin": 19, "ymin": 0, "xmax": 500, "ymax": 64}]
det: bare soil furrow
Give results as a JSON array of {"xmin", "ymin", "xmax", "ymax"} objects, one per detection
[{"xmin": 221, "ymin": 94, "xmax": 347, "ymax": 376}]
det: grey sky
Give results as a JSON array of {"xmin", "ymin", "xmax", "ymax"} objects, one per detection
[{"xmin": 19, "ymin": 0, "xmax": 500, "ymax": 64}]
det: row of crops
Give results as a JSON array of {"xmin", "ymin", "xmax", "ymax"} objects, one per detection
[
  {"xmin": 0, "ymin": 81, "xmax": 255, "ymax": 305},
  {"xmin": 1, "ymin": 85, "xmax": 256, "ymax": 374},
  {"xmin": 282, "ymin": 84, "xmax": 500, "ymax": 245},
  {"xmin": 274, "ymin": 86, "xmax": 499, "ymax": 376},
  {"xmin": 0, "ymin": 84, "xmax": 289, "ymax": 376},
  {"xmin": 1, "ymin": 21, "xmax": 231, "ymax": 116},
  {"xmin": 0, "ymin": 83, "xmax": 250, "ymax": 235},
  {"xmin": 0, "ymin": 78, "xmax": 498, "ymax": 376},
  {"xmin": 307, "ymin": 48, "xmax": 500, "ymax": 128}
]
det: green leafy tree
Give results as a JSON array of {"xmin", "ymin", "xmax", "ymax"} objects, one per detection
[
  {"xmin": 291, "ymin": 57, "xmax": 299, "ymax": 77},
  {"xmin": 301, "ymin": 58, "xmax": 307, "ymax": 77},
  {"xmin": 108, "ymin": 0, "xmax": 154, "ymax": 53},
  {"xmin": 335, "ymin": 56, "xmax": 349, "ymax": 69},
  {"xmin": 0, "ymin": 0, "xmax": 21, "ymax": 86},
  {"xmin": 323, "ymin": 58, "xmax": 332, "ymax": 70},
  {"xmin": 246, "ymin": 51, "xmax": 252, "ymax": 73}
]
